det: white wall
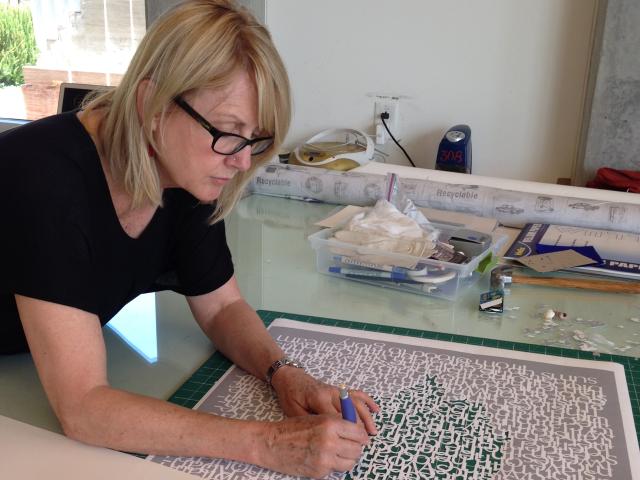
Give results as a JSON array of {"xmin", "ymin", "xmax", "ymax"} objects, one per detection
[{"xmin": 266, "ymin": 0, "xmax": 597, "ymax": 183}]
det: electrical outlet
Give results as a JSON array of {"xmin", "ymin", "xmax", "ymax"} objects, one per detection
[{"xmin": 374, "ymin": 96, "xmax": 400, "ymax": 145}]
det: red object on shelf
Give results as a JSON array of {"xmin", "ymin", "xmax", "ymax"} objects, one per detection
[{"xmin": 586, "ymin": 167, "xmax": 640, "ymax": 193}]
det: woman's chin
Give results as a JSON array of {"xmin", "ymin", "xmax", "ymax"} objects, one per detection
[{"xmin": 192, "ymin": 185, "xmax": 223, "ymax": 204}]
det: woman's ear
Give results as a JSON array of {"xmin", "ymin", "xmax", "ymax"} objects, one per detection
[{"xmin": 136, "ymin": 79, "xmax": 157, "ymax": 129}]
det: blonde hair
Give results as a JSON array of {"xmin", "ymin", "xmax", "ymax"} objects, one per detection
[{"xmin": 83, "ymin": 0, "xmax": 291, "ymax": 223}]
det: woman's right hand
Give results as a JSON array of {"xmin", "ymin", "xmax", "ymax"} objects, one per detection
[{"xmin": 259, "ymin": 414, "xmax": 370, "ymax": 479}]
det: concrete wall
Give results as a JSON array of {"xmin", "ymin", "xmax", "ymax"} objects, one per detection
[{"xmin": 581, "ymin": 0, "xmax": 640, "ymax": 184}]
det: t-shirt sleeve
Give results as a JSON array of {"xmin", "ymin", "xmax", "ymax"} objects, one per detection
[
  {"xmin": 171, "ymin": 202, "xmax": 234, "ymax": 297},
  {"xmin": 5, "ymin": 174, "xmax": 98, "ymax": 314}
]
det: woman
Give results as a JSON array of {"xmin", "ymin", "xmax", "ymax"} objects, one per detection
[{"xmin": 0, "ymin": 1, "xmax": 378, "ymax": 477}]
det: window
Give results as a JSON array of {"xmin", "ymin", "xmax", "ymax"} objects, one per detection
[{"xmin": 0, "ymin": 0, "xmax": 146, "ymax": 121}]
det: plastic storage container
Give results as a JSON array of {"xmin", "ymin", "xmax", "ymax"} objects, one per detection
[{"xmin": 308, "ymin": 225, "xmax": 507, "ymax": 301}]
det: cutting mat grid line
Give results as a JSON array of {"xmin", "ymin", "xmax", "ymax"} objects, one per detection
[{"xmin": 167, "ymin": 310, "xmax": 640, "ymax": 445}]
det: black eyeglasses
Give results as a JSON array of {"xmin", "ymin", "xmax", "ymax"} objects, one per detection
[{"xmin": 173, "ymin": 95, "xmax": 274, "ymax": 156}]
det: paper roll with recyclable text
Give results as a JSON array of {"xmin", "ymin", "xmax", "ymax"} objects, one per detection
[{"xmin": 248, "ymin": 164, "xmax": 640, "ymax": 234}]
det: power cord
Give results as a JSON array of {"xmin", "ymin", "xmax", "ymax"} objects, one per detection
[{"xmin": 380, "ymin": 112, "xmax": 416, "ymax": 167}]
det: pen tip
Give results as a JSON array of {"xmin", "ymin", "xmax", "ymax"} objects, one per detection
[{"xmin": 338, "ymin": 383, "xmax": 349, "ymax": 399}]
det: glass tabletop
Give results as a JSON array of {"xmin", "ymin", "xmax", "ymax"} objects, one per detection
[{"xmin": 2, "ymin": 194, "xmax": 639, "ymax": 432}]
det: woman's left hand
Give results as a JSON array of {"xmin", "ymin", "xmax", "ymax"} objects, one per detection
[{"xmin": 270, "ymin": 367, "xmax": 380, "ymax": 435}]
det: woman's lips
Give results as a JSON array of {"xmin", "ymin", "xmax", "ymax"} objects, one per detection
[{"xmin": 210, "ymin": 177, "xmax": 231, "ymax": 185}]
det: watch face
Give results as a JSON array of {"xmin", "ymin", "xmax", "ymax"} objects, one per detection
[{"xmin": 285, "ymin": 359, "xmax": 301, "ymax": 369}]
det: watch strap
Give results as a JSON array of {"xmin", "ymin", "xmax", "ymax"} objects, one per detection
[{"xmin": 265, "ymin": 357, "xmax": 303, "ymax": 387}]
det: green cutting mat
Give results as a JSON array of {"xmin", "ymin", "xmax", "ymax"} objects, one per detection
[{"xmin": 168, "ymin": 309, "xmax": 640, "ymax": 445}]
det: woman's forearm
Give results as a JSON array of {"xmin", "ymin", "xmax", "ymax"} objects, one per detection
[
  {"xmin": 62, "ymin": 384, "xmax": 369, "ymax": 480},
  {"xmin": 202, "ymin": 299, "xmax": 285, "ymax": 382},
  {"xmin": 65, "ymin": 384, "xmax": 270, "ymax": 462}
]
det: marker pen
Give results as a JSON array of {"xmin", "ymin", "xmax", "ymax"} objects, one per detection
[
  {"xmin": 329, "ymin": 267, "xmax": 456, "ymax": 284},
  {"xmin": 329, "ymin": 266, "xmax": 412, "ymax": 281},
  {"xmin": 339, "ymin": 384, "xmax": 357, "ymax": 423},
  {"xmin": 333, "ymin": 255, "xmax": 428, "ymax": 276},
  {"xmin": 335, "ymin": 273, "xmax": 439, "ymax": 293}
]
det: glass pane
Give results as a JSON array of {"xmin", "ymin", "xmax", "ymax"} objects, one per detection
[
  {"xmin": 0, "ymin": 0, "xmax": 145, "ymax": 120},
  {"xmin": 107, "ymin": 293, "xmax": 158, "ymax": 364}
]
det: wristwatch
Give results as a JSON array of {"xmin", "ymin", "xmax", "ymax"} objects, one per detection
[{"xmin": 265, "ymin": 357, "xmax": 304, "ymax": 387}]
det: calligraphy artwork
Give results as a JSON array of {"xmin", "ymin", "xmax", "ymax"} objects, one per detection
[{"xmin": 149, "ymin": 319, "xmax": 639, "ymax": 479}]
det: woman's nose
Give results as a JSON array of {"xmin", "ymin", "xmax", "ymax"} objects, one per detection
[{"xmin": 227, "ymin": 145, "xmax": 252, "ymax": 172}]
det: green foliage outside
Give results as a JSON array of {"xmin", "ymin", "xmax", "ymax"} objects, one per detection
[{"xmin": 0, "ymin": 4, "xmax": 38, "ymax": 87}]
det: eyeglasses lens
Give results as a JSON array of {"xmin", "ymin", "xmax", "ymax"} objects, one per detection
[{"xmin": 214, "ymin": 136, "xmax": 273, "ymax": 156}]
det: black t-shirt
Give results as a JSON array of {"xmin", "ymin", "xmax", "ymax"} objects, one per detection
[{"xmin": 0, "ymin": 112, "xmax": 234, "ymax": 354}]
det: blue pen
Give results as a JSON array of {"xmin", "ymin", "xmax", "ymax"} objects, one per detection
[{"xmin": 339, "ymin": 384, "xmax": 357, "ymax": 423}]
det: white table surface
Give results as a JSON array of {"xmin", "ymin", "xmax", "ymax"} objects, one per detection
[{"xmin": 2, "ymin": 194, "xmax": 639, "ymax": 477}]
